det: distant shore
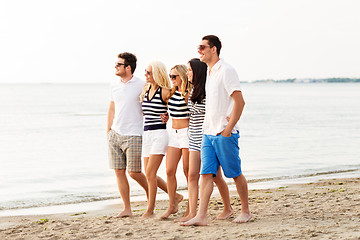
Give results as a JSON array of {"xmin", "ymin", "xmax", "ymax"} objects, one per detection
[
  {"xmin": 244, "ymin": 77, "xmax": 360, "ymax": 83},
  {"xmin": 1, "ymin": 177, "xmax": 359, "ymax": 239}
]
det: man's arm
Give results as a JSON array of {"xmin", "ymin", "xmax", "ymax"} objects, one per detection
[
  {"xmin": 106, "ymin": 101, "xmax": 115, "ymax": 133},
  {"xmin": 220, "ymin": 91, "xmax": 245, "ymax": 137}
]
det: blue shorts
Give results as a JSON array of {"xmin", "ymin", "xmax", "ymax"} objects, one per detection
[{"xmin": 200, "ymin": 132, "xmax": 242, "ymax": 178}]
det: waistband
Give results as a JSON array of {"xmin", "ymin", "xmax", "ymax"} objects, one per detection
[{"xmin": 170, "ymin": 127, "xmax": 189, "ymax": 134}]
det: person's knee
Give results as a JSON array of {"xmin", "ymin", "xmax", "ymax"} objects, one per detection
[
  {"xmin": 128, "ymin": 171, "xmax": 141, "ymax": 179},
  {"xmin": 166, "ymin": 167, "xmax": 176, "ymax": 178},
  {"xmin": 188, "ymin": 171, "xmax": 200, "ymax": 183},
  {"xmin": 145, "ymin": 169, "xmax": 157, "ymax": 181},
  {"xmin": 213, "ymin": 174, "xmax": 225, "ymax": 184},
  {"xmin": 233, "ymin": 173, "xmax": 246, "ymax": 183},
  {"xmin": 201, "ymin": 173, "xmax": 214, "ymax": 182},
  {"xmin": 114, "ymin": 169, "xmax": 126, "ymax": 177},
  {"xmin": 146, "ymin": 174, "xmax": 157, "ymax": 182}
]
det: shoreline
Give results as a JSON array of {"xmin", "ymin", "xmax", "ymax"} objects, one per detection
[
  {"xmin": 1, "ymin": 176, "xmax": 359, "ymax": 239},
  {"xmin": 1, "ymin": 168, "xmax": 359, "ymax": 217}
]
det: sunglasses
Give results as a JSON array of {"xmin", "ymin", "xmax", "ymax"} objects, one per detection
[
  {"xmin": 145, "ymin": 69, "xmax": 152, "ymax": 76},
  {"xmin": 115, "ymin": 62, "xmax": 127, "ymax": 67},
  {"xmin": 169, "ymin": 74, "xmax": 179, "ymax": 80},
  {"xmin": 198, "ymin": 45, "xmax": 211, "ymax": 51}
]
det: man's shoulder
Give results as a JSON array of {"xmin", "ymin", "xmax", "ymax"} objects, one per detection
[{"xmin": 218, "ymin": 59, "xmax": 236, "ymax": 73}]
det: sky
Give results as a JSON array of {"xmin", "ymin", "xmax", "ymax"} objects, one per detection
[{"xmin": 0, "ymin": 0, "xmax": 359, "ymax": 83}]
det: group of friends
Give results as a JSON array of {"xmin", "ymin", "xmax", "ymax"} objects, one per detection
[{"xmin": 106, "ymin": 35, "xmax": 252, "ymax": 226}]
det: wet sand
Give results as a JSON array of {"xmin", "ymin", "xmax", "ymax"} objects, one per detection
[{"xmin": 1, "ymin": 177, "xmax": 359, "ymax": 239}]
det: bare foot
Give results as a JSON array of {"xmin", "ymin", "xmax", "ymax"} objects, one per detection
[
  {"xmin": 232, "ymin": 212, "xmax": 252, "ymax": 223},
  {"xmin": 141, "ymin": 211, "xmax": 155, "ymax": 219},
  {"xmin": 161, "ymin": 194, "xmax": 184, "ymax": 219},
  {"xmin": 180, "ymin": 216, "xmax": 207, "ymax": 226},
  {"xmin": 160, "ymin": 207, "xmax": 178, "ymax": 219},
  {"xmin": 215, "ymin": 208, "xmax": 234, "ymax": 220},
  {"xmin": 174, "ymin": 214, "xmax": 195, "ymax": 223},
  {"xmin": 112, "ymin": 209, "xmax": 133, "ymax": 218},
  {"xmin": 175, "ymin": 193, "xmax": 184, "ymax": 205}
]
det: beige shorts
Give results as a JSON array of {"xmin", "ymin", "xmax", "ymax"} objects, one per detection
[
  {"xmin": 142, "ymin": 129, "xmax": 169, "ymax": 157},
  {"xmin": 168, "ymin": 127, "xmax": 189, "ymax": 149},
  {"xmin": 107, "ymin": 130, "xmax": 142, "ymax": 172}
]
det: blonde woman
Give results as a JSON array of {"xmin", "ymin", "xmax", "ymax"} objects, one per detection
[
  {"xmin": 141, "ymin": 61, "xmax": 181, "ymax": 218},
  {"xmin": 161, "ymin": 65, "xmax": 191, "ymax": 219}
]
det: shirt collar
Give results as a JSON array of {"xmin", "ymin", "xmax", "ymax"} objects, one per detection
[
  {"xmin": 208, "ymin": 59, "xmax": 223, "ymax": 76},
  {"xmin": 211, "ymin": 59, "xmax": 223, "ymax": 72},
  {"xmin": 119, "ymin": 75, "xmax": 135, "ymax": 84}
]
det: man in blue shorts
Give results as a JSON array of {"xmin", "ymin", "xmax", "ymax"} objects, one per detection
[{"xmin": 182, "ymin": 35, "xmax": 252, "ymax": 226}]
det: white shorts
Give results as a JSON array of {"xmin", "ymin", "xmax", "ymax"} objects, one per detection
[
  {"xmin": 168, "ymin": 127, "xmax": 189, "ymax": 149},
  {"xmin": 142, "ymin": 129, "xmax": 169, "ymax": 157}
]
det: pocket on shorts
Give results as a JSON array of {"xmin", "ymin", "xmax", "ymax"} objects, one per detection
[
  {"xmin": 219, "ymin": 132, "xmax": 231, "ymax": 138},
  {"xmin": 107, "ymin": 129, "xmax": 114, "ymax": 140},
  {"xmin": 219, "ymin": 132, "xmax": 238, "ymax": 146}
]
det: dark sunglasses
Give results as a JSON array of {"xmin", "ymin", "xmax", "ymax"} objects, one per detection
[
  {"xmin": 145, "ymin": 69, "xmax": 152, "ymax": 75},
  {"xmin": 169, "ymin": 74, "xmax": 179, "ymax": 80},
  {"xmin": 198, "ymin": 45, "xmax": 211, "ymax": 51},
  {"xmin": 115, "ymin": 62, "xmax": 127, "ymax": 67}
]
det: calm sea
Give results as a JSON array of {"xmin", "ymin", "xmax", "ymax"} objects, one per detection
[{"xmin": 0, "ymin": 83, "xmax": 359, "ymax": 215}]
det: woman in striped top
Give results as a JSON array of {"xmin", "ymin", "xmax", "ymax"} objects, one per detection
[
  {"xmin": 161, "ymin": 65, "xmax": 191, "ymax": 219},
  {"xmin": 140, "ymin": 61, "xmax": 180, "ymax": 219},
  {"xmin": 177, "ymin": 58, "xmax": 234, "ymax": 223}
]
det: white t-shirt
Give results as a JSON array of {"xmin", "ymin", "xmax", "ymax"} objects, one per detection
[
  {"xmin": 110, "ymin": 76, "xmax": 145, "ymax": 136},
  {"xmin": 203, "ymin": 59, "xmax": 242, "ymax": 136}
]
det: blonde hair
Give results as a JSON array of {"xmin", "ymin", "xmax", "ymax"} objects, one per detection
[
  {"xmin": 167, "ymin": 64, "xmax": 190, "ymax": 100},
  {"xmin": 140, "ymin": 61, "xmax": 171, "ymax": 102}
]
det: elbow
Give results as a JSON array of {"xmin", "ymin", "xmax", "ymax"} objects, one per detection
[{"xmin": 238, "ymin": 99, "xmax": 245, "ymax": 108}]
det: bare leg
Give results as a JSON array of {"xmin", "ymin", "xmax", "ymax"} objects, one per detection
[
  {"xmin": 142, "ymin": 154, "xmax": 164, "ymax": 219},
  {"xmin": 113, "ymin": 169, "xmax": 133, "ymax": 218},
  {"xmin": 182, "ymin": 148, "xmax": 190, "ymax": 180},
  {"xmin": 161, "ymin": 147, "xmax": 183, "ymax": 219},
  {"xmin": 175, "ymin": 150, "xmax": 200, "ymax": 222},
  {"xmin": 181, "ymin": 148, "xmax": 190, "ymax": 217},
  {"xmin": 180, "ymin": 173, "xmax": 214, "ymax": 226},
  {"xmin": 213, "ymin": 169, "xmax": 234, "ymax": 220},
  {"xmin": 156, "ymin": 175, "xmax": 184, "ymax": 205},
  {"xmin": 128, "ymin": 171, "xmax": 149, "ymax": 200},
  {"xmin": 144, "ymin": 157, "xmax": 168, "ymax": 194},
  {"xmin": 156, "ymin": 176, "xmax": 168, "ymax": 193},
  {"xmin": 232, "ymin": 174, "xmax": 252, "ymax": 223}
]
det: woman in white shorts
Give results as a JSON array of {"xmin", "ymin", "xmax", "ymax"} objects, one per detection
[
  {"xmin": 176, "ymin": 58, "xmax": 234, "ymax": 223},
  {"xmin": 141, "ymin": 61, "xmax": 175, "ymax": 218},
  {"xmin": 161, "ymin": 64, "xmax": 191, "ymax": 219}
]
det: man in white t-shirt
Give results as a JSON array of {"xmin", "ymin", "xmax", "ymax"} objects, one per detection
[
  {"xmin": 182, "ymin": 35, "xmax": 252, "ymax": 226},
  {"xmin": 106, "ymin": 52, "xmax": 148, "ymax": 218}
]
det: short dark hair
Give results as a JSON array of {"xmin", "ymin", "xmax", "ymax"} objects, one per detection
[
  {"xmin": 117, "ymin": 52, "xmax": 137, "ymax": 74},
  {"xmin": 189, "ymin": 58, "xmax": 207, "ymax": 104},
  {"xmin": 202, "ymin": 35, "xmax": 222, "ymax": 56}
]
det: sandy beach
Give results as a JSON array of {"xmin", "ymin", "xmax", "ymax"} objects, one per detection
[{"xmin": 1, "ymin": 177, "xmax": 359, "ymax": 240}]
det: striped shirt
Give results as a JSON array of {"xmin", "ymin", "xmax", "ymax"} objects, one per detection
[
  {"xmin": 168, "ymin": 91, "xmax": 190, "ymax": 119},
  {"xmin": 142, "ymin": 86, "xmax": 168, "ymax": 131},
  {"xmin": 188, "ymin": 93, "xmax": 206, "ymax": 151}
]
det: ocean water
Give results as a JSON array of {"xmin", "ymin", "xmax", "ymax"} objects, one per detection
[{"xmin": 0, "ymin": 83, "xmax": 359, "ymax": 215}]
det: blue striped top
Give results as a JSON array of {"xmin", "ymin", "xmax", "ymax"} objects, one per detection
[
  {"xmin": 168, "ymin": 91, "xmax": 190, "ymax": 119},
  {"xmin": 142, "ymin": 86, "xmax": 168, "ymax": 131}
]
